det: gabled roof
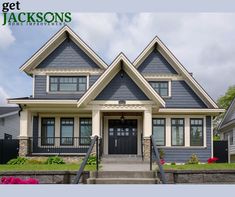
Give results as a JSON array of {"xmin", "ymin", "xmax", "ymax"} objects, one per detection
[
  {"xmin": 77, "ymin": 53, "xmax": 165, "ymax": 108},
  {"xmin": 219, "ymin": 96, "xmax": 235, "ymax": 130},
  {"xmin": 0, "ymin": 107, "xmax": 19, "ymax": 118},
  {"xmin": 133, "ymin": 36, "xmax": 219, "ymax": 109},
  {"xmin": 20, "ymin": 25, "xmax": 108, "ymax": 74}
]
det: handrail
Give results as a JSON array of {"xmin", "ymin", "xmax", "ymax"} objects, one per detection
[
  {"xmin": 150, "ymin": 135, "xmax": 167, "ymax": 184},
  {"xmin": 73, "ymin": 135, "xmax": 99, "ymax": 184}
]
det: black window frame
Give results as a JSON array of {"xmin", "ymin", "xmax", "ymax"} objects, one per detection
[
  {"xmin": 171, "ymin": 118, "xmax": 185, "ymax": 146},
  {"xmin": 190, "ymin": 118, "xmax": 204, "ymax": 146},
  {"xmin": 152, "ymin": 118, "xmax": 166, "ymax": 146},
  {"xmin": 79, "ymin": 118, "xmax": 92, "ymax": 145},
  {"xmin": 49, "ymin": 76, "xmax": 87, "ymax": 92},
  {"xmin": 60, "ymin": 118, "xmax": 74, "ymax": 146},
  {"xmin": 149, "ymin": 81, "xmax": 169, "ymax": 97},
  {"xmin": 41, "ymin": 118, "xmax": 55, "ymax": 146},
  {"xmin": 4, "ymin": 133, "xmax": 12, "ymax": 140}
]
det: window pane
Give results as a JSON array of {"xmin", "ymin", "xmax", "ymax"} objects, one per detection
[
  {"xmin": 150, "ymin": 81, "xmax": 169, "ymax": 97},
  {"xmin": 78, "ymin": 84, "xmax": 86, "ymax": 91},
  {"xmin": 50, "ymin": 84, "xmax": 58, "ymax": 91},
  {"xmin": 160, "ymin": 88, "xmax": 168, "ymax": 96},
  {"xmin": 61, "ymin": 118, "xmax": 74, "ymax": 145},
  {"xmin": 171, "ymin": 119, "xmax": 184, "ymax": 146},
  {"xmin": 41, "ymin": 118, "xmax": 55, "ymax": 145},
  {"xmin": 190, "ymin": 119, "xmax": 203, "ymax": 146},
  {"xmin": 153, "ymin": 126, "xmax": 165, "ymax": 146},
  {"xmin": 60, "ymin": 83, "xmax": 77, "ymax": 91},
  {"xmin": 80, "ymin": 118, "xmax": 92, "ymax": 145}
]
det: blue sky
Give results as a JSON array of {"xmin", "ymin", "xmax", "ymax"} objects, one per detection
[{"xmin": 0, "ymin": 13, "xmax": 235, "ymax": 105}]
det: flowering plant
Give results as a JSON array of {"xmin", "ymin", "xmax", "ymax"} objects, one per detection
[
  {"xmin": 1, "ymin": 177, "xmax": 39, "ymax": 184},
  {"xmin": 207, "ymin": 157, "xmax": 219, "ymax": 164},
  {"xmin": 160, "ymin": 159, "xmax": 165, "ymax": 165}
]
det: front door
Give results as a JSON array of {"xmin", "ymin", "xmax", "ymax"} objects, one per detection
[{"xmin": 108, "ymin": 119, "xmax": 137, "ymax": 154}]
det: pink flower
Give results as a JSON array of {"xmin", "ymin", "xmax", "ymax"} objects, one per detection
[
  {"xmin": 0, "ymin": 177, "xmax": 39, "ymax": 184},
  {"xmin": 160, "ymin": 159, "xmax": 165, "ymax": 165},
  {"xmin": 207, "ymin": 157, "xmax": 219, "ymax": 164}
]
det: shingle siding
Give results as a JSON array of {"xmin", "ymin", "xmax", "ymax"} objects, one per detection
[
  {"xmin": 162, "ymin": 116, "xmax": 212, "ymax": 163},
  {"xmin": 164, "ymin": 81, "xmax": 207, "ymax": 108},
  {"xmin": 138, "ymin": 50, "xmax": 177, "ymax": 74},
  {"xmin": 34, "ymin": 75, "xmax": 100, "ymax": 99},
  {"xmin": 36, "ymin": 38, "xmax": 101, "ymax": 69},
  {"xmin": 95, "ymin": 70, "xmax": 149, "ymax": 100}
]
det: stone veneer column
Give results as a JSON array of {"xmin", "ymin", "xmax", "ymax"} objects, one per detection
[
  {"xmin": 19, "ymin": 138, "xmax": 29, "ymax": 157},
  {"xmin": 143, "ymin": 108, "xmax": 152, "ymax": 160}
]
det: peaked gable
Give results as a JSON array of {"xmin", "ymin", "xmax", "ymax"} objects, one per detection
[
  {"xmin": 37, "ymin": 38, "xmax": 100, "ymax": 69},
  {"xmin": 138, "ymin": 50, "xmax": 177, "ymax": 74},
  {"xmin": 95, "ymin": 70, "xmax": 149, "ymax": 100}
]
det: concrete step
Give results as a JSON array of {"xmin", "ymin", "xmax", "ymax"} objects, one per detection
[
  {"xmin": 101, "ymin": 156, "xmax": 147, "ymax": 164},
  {"xmin": 87, "ymin": 178, "xmax": 160, "ymax": 184},
  {"xmin": 90, "ymin": 171, "xmax": 156, "ymax": 179}
]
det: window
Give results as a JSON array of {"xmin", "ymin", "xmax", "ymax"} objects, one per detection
[
  {"xmin": 79, "ymin": 118, "xmax": 92, "ymax": 145},
  {"xmin": 41, "ymin": 118, "xmax": 55, "ymax": 145},
  {"xmin": 49, "ymin": 76, "xmax": 87, "ymax": 92},
  {"xmin": 171, "ymin": 118, "xmax": 184, "ymax": 146},
  {"xmin": 60, "ymin": 118, "xmax": 74, "ymax": 145},
  {"xmin": 149, "ymin": 81, "xmax": 169, "ymax": 97},
  {"xmin": 4, "ymin": 133, "xmax": 12, "ymax": 140},
  {"xmin": 190, "ymin": 118, "xmax": 203, "ymax": 146},
  {"xmin": 0, "ymin": 118, "xmax": 5, "ymax": 126},
  {"xmin": 152, "ymin": 118, "xmax": 165, "ymax": 146}
]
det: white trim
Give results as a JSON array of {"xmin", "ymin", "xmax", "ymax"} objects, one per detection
[
  {"xmin": 20, "ymin": 26, "xmax": 108, "ymax": 73},
  {"xmin": 8, "ymin": 99, "xmax": 77, "ymax": 105},
  {"xmin": 148, "ymin": 79, "xmax": 172, "ymax": 98},
  {"xmin": 133, "ymin": 36, "xmax": 219, "ymax": 109},
  {"xmin": 77, "ymin": 53, "xmax": 166, "ymax": 108},
  {"xmin": 32, "ymin": 74, "xmax": 35, "ymax": 98},
  {"xmin": 32, "ymin": 68, "xmax": 103, "ymax": 75},
  {"xmin": 46, "ymin": 75, "xmax": 49, "ymax": 93},
  {"xmin": 158, "ymin": 108, "xmax": 225, "ymax": 114},
  {"xmin": 0, "ymin": 111, "xmax": 18, "ymax": 118},
  {"xmin": 143, "ymin": 73, "xmax": 183, "ymax": 81}
]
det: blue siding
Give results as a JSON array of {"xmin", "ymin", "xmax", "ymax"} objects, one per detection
[
  {"xmin": 95, "ymin": 70, "xmax": 149, "ymax": 100},
  {"xmin": 34, "ymin": 75, "xmax": 100, "ymax": 99},
  {"xmin": 164, "ymin": 81, "xmax": 207, "ymax": 108},
  {"xmin": 138, "ymin": 50, "xmax": 177, "ymax": 74},
  {"xmin": 162, "ymin": 116, "xmax": 212, "ymax": 163},
  {"xmin": 36, "ymin": 38, "xmax": 101, "ymax": 69}
]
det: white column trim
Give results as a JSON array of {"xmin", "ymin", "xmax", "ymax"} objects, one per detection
[{"xmin": 92, "ymin": 109, "xmax": 100, "ymax": 137}]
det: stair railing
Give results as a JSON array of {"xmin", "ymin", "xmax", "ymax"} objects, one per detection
[
  {"xmin": 150, "ymin": 135, "xmax": 167, "ymax": 184},
  {"xmin": 73, "ymin": 135, "xmax": 99, "ymax": 184}
]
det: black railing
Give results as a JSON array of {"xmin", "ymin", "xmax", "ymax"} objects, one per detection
[
  {"xmin": 29, "ymin": 137, "xmax": 91, "ymax": 154},
  {"xmin": 73, "ymin": 135, "xmax": 100, "ymax": 184},
  {"xmin": 150, "ymin": 135, "xmax": 167, "ymax": 184}
]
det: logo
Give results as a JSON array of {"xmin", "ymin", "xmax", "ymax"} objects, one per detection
[{"xmin": 2, "ymin": 1, "xmax": 72, "ymax": 26}]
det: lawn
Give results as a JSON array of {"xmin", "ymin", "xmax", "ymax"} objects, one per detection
[
  {"xmin": 163, "ymin": 163, "xmax": 235, "ymax": 170},
  {"xmin": 0, "ymin": 164, "xmax": 97, "ymax": 171}
]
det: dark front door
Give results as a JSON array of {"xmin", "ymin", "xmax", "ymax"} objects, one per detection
[
  {"xmin": 213, "ymin": 140, "xmax": 228, "ymax": 163},
  {"xmin": 108, "ymin": 119, "xmax": 137, "ymax": 154}
]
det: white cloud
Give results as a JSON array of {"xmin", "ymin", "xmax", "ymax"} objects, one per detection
[
  {"xmin": 0, "ymin": 16, "xmax": 15, "ymax": 50},
  {"xmin": 71, "ymin": 13, "xmax": 235, "ymax": 100},
  {"xmin": 0, "ymin": 86, "xmax": 10, "ymax": 105}
]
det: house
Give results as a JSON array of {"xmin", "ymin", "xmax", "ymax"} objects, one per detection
[
  {"xmin": 219, "ymin": 97, "xmax": 235, "ymax": 163},
  {"xmin": 8, "ymin": 26, "xmax": 224, "ymax": 163},
  {"xmin": 0, "ymin": 107, "xmax": 19, "ymax": 139}
]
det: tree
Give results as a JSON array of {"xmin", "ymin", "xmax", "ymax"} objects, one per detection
[
  {"xmin": 217, "ymin": 85, "xmax": 235, "ymax": 109},
  {"xmin": 213, "ymin": 85, "xmax": 235, "ymax": 136}
]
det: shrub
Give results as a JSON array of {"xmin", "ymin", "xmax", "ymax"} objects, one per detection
[
  {"xmin": 86, "ymin": 156, "xmax": 97, "ymax": 165},
  {"xmin": 207, "ymin": 157, "xmax": 219, "ymax": 164},
  {"xmin": 171, "ymin": 162, "xmax": 176, "ymax": 165},
  {"xmin": 158, "ymin": 148, "xmax": 165, "ymax": 159},
  {"xmin": 186, "ymin": 154, "xmax": 200, "ymax": 164},
  {"xmin": 7, "ymin": 157, "xmax": 28, "ymax": 165},
  {"xmin": 45, "ymin": 156, "xmax": 65, "ymax": 164},
  {"xmin": 1, "ymin": 177, "xmax": 39, "ymax": 184}
]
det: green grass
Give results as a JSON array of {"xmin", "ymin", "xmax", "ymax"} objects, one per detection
[
  {"xmin": 0, "ymin": 164, "xmax": 97, "ymax": 171},
  {"xmin": 163, "ymin": 163, "xmax": 235, "ymax": 170}
]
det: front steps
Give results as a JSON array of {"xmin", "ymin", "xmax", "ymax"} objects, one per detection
[{"xmin": 87, "ymin": 171, "xmax": 160, "ymax": 184}]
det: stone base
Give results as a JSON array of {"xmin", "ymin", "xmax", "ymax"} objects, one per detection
[
  {"xmin": 26, "ymin": 156, "xmax": 83, "ymax": 164},
  {"xmin": 143, "ymin": 138, "xmax": 151, "ymax": 161},
  {"xmin": 19, "ymin": 138, "xmax": 29, "ymax": 157}
]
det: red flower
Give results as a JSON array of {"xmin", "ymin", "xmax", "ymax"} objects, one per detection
[
  {"xmin": 207, "ymin": 157, "xmax": 219, "ymax": 164},
  {"xmin": 0, "ymin": 177, "xmax": 39, "ymax": 184},
  {"xmin": 160, "ymin": 159, "xmax": 165, "ymax": 165}
]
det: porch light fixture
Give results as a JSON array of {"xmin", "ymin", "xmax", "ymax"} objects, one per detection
[{"xmin": 120, "ymin": 112, "xmax": 125, "ymax": 124}]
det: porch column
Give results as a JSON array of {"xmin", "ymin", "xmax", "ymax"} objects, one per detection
[
  {"xmin": 19, "ymin": 109, "xmax": 31, "ymax": 157},
  {"xmin": 92, "ymin": 109, "xmax": 100, "ymax": 137},
  {"xmin": 143, "ymin": 108, "xmax": 152, "ymax": 160}
]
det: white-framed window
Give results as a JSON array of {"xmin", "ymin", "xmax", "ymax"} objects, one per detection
[
  {"xmin": 48, "ymin": 76, "xmax": 87, "ymax": 92},
  {"xmin": 149, "ymin": 81, "xmax": 171, "ymax": 97}
]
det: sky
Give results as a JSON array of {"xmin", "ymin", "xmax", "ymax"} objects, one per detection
[{"xmin": 0, "ymin": 13, "xmax": 235, "ymax": 105}]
